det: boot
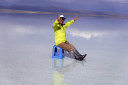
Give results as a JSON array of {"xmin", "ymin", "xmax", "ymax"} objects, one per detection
[
  {"xmin": 70, "ymin": 49, "xmax": 86, "ymax": 61},
  {"xmin": 74, "ymin": 49, "xmax": 87, "ymax": 59}
]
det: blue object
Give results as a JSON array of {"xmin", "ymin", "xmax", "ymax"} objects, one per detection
[
  {"xmin": 52, "ymin": 45, "xmax": 64, "ymax": 59},
  {"xmin": 52, "ymin": 45, "xmax": 64, "ymax": 70}
]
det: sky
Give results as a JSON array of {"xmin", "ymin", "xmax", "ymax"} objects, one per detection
[{"xmin": 0, "ymin": 0, "xmax": 128, "ymax": 14}]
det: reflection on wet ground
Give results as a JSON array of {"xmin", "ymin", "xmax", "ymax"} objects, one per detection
[
  {"xmin": 0, "ymin": 15, "xmax": 128, "ymax": 85},
  {"xmin": 52, "ymin": 57, "xmax": 86, "ymax": 85}
]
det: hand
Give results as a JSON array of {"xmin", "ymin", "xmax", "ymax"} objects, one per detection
[
  {"xmin": 57, "ymin": 16, "xmax": 60, "ymax": 21},
  {"xmin": 74, "ymin": 16, "xmax": 78, "ymax": 21}
]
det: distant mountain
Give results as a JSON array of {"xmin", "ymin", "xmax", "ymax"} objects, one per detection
[
  {"xmin": 0, "ymin": 5, "xmax": 79, "ymax": 13},
  {"xmin": 0, "ymin": 5, "xmax": 108, "ymax": 15},
  {"xmin": 0, "ymin": 5, "xmax": 128, "ymax": 19}
]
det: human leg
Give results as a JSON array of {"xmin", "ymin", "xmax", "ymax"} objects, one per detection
[
  {"xmin": 57, "ymin": 41, "xmax": 75, "ymax": 53},
  {"xmin": 57, "ymin": 41, "xmax": 86, "ymax": 61}
]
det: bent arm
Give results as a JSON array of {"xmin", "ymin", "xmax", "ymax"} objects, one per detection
[{"xmin": 53, "ymin": 19, "xmax": 59, "ymax": 29}]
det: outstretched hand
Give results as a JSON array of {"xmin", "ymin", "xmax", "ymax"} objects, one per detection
[{"xmin": 74, "ymin": 16, "xmax": 78, "ymax": 21}]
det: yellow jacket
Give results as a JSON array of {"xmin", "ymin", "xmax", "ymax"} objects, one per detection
[{"xmin": 53, "ymin": 19, "xmax": 74, "ymax": 45}]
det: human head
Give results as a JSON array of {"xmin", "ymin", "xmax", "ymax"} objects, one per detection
[{"xmin": 59, "ymin": 15, "xmax": 65, "ymax": 25}]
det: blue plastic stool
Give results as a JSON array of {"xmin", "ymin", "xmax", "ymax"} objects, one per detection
[
  {"xmin": 52, "ymin": 45, "xmax": 64, "ymax": 59},
  {"xmin": 52, "ymin": 45, "xmax": 64, "ymax": 70}
]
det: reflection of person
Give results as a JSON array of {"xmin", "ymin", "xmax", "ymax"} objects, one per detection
[
  {"xmin": 53, "ymin": 71, "xmax": 67, "ymax": 85},
  {"xmin": 53, "ymin": 60, "xmax": 85, "ymax": 85},
  {"xmin": 53, "ymin": 15, "xmax": 87, "ymax": 61}
]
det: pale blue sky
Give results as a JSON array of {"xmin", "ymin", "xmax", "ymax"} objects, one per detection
[{"xmin": 0, "ymin": 15, "xmax": 128, "ymax": 56}]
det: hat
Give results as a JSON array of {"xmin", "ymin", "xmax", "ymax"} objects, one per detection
[{"xmin": 59, "ymin": 15, "xmax": 65, "ymax": 18}]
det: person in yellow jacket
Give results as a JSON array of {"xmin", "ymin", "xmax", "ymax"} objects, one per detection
[{"xmin": 53, "ymin": 15, "xmax": 86, "ymax": 61}]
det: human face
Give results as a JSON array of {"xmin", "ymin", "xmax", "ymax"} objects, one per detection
[
  {"xmin": 59, "ymin": 17, "xmax": 65, "ymax": 25},
  {"xmin": 59, "ymin": 20, "xmax": 64, "ymax": 25}
]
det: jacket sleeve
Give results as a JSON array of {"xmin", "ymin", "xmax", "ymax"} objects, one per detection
[
  {"xmin": 53, "ymin": 19, "xmax": 59, "ymax": 29},
  {"xmin": 65, "ymin": 20, "xmax": 74, "ymax": 28}
]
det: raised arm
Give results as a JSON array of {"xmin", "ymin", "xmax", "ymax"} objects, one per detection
[
  {"xmin": 65, "ymin": 16, "xmax": 78, "ymax": 28},
  {"xmin": 65, "ymin": 20, "xmax": 74, "ymax": 28}
]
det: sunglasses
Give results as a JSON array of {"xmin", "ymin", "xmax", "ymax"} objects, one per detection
[{"xmin": 60, "ymin": 17, "xmax": 65, "ymax": 21}]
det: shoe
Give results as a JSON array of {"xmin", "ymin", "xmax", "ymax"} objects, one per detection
[
  {"xmin": 74, "ymin": 55, "xmax": 84, "ymax": 61},
  {"xmin": 74, "ymin": 49, "xmax": 87, "ymax": 60},
  {"xmin": 81, "ymin": 54, "xmax": 87, "ymax": 59}
]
